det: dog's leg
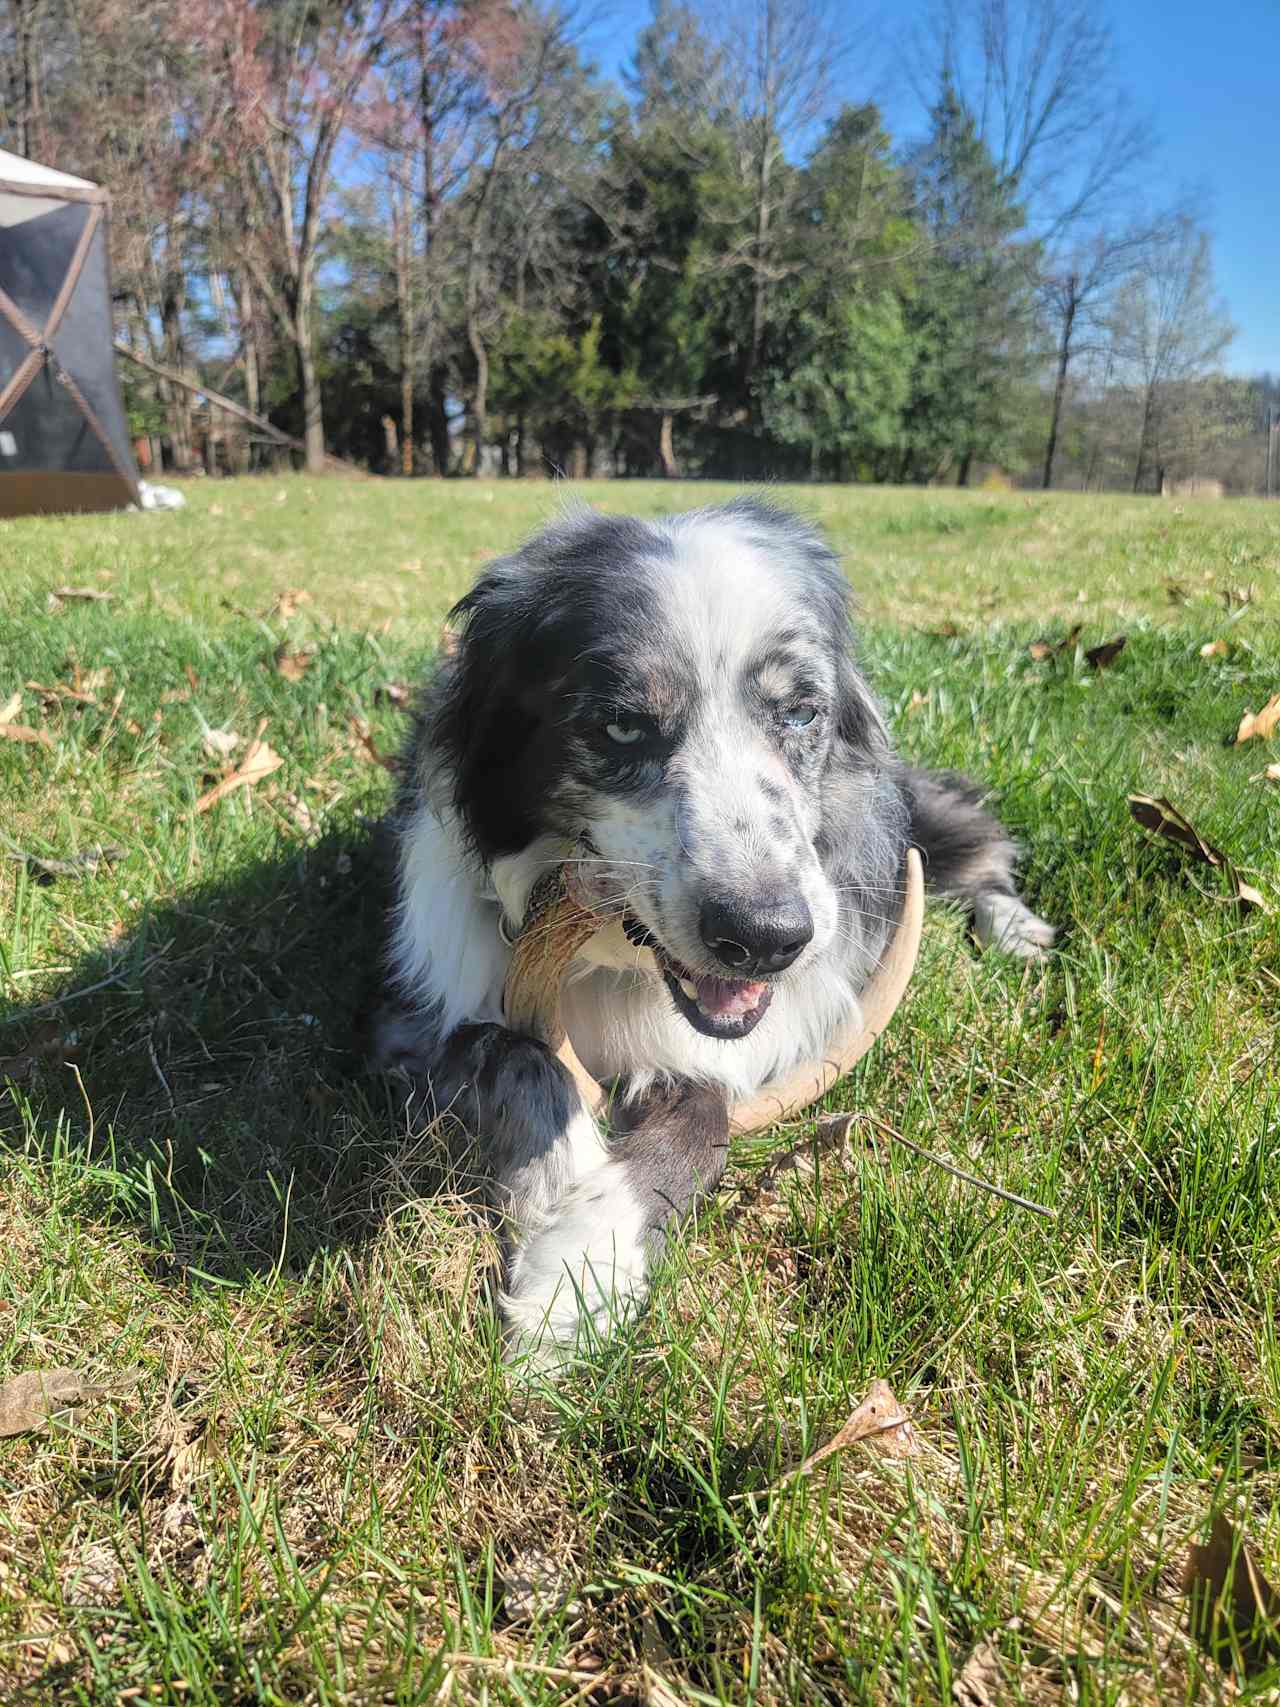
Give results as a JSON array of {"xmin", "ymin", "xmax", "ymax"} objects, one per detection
[
  {"xmin": 901, "ymin": 767, "xmax": 1056, "ymax": 959},
  {"xmin": 501, "ymin": 1080, "xmax": 730, "ymax": 1372}
]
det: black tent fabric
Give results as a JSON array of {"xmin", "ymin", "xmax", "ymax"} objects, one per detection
[{"xmin": 0, "ymin": 150, "xmax": 139, "ymax": 517}]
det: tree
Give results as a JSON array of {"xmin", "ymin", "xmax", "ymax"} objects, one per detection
[
  {"xmin": 907, "ymin": 0, "xmax": 1154, "ymax": 245},
  {"xmin": 1107, "ymin": 217, "xmax": 1234, "ymax": 492},
  {"xmin": 765, "ymin": 105, "xmax": 916, "ymax": 478},
  {"xmin": 194, "ymin": 0, "xmax": 401, "ymax": 472},
  {"xmin": 899, "ymin": 83, "xmax": 1039, "ymax": 483}
]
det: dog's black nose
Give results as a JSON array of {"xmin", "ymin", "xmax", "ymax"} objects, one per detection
[{"xmin": 699, "ymin": 894, "xmax": 813, "ymax": 975}]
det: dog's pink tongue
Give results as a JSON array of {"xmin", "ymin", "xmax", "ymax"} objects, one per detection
[{"xmin": 694, "ymin": 974, "xmax": 768, "ymax": 1018}]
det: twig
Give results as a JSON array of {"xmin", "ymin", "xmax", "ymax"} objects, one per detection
[{"xmin": 847, "ymin": 1112, "xmax": 1056, "ymax": 1218}]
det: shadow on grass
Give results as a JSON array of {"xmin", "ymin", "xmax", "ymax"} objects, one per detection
[{"xmin": 0, "ymin": 823, "xmax": 447, "ymax": 1284}]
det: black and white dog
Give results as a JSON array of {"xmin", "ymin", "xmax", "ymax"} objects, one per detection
[{"xmin": 374, "ymin": 499, "xmax": 1053, "ymax": 1368}]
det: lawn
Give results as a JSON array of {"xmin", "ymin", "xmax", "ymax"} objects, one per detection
[{"xmin": 0, "ymin": 476, "xmax": 1278, "ymax": 1706}]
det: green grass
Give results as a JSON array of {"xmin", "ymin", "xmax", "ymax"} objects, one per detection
[{"xmin": 0, "ymin": 477, "xmax": 1278, "ymax": 1705}]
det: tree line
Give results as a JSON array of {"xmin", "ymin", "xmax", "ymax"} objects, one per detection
[{"xmin": 2, "ymin": 0, "xmax": 1269, "ymax": 492}]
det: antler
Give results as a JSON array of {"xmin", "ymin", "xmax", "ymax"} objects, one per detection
[{"xmin": 504, "ymin": 847, "xmax": 925, "ymax": 1135}]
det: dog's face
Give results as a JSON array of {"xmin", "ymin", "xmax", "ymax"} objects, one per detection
[{"xmin": 433, "ymin": 501, "xmax": 894, "ymax": 1043}]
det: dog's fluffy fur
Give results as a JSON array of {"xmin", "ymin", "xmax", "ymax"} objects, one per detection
[{"xmin": 374, "ymin": 499, "xmax": 1054, "ymax": 1367}]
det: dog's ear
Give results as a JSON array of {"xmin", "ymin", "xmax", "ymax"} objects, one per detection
[
  {"xmin": 431, "ymin": 558, "xmax": 545, "ymax": 854},
  {"xmin": 833, "ymin": 647, "xmax": 893, "ymax": 760}
]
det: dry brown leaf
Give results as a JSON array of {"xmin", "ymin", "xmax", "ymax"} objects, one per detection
[
  {"xmin": 782, "ymin": 1379, "xmax": 919, "ymax": 1483},
  {"xmin": 953, "ymin": 1632, "xmax": 1015, "ymax": 1706},
  {"xmin": 0, "ymin": 721, "xmax": 53, "ymax": 749},
  {"xmin": 0, "ymin": 1367, "xmax": 140, "ymax": 1437},
  {"xmin": 1129, "ymin": 794, "xmax": 1224, "ymax": 867},
  {"xmin": 349, "ymin": 716, "xmax": 398, "ymax": 772},
  {"xmin": 1200, "ymin": 639, "xmax": 1229, "ymax": 659},
  {"xmin": 26, "ymin": 678, "xmax": 99, "ymax": 708},
  {"xmin": 1028, "ymin": 624, "xmax": 1081, "ymax": 662},
  {"xmin": 1184, "ymin": 1512, "xmax": 1280, "ymax": 1676},
  {"xmin": 1085, "ymin": 634, "xmax": 1127, "ymax": 670},
  {"xmin": 0, "ymin": 690, "xmax": 20, "ymax": 723},
  {"xmin": 0, "ymin": 1023, "xmax": 73, "ymax": 1085},
  {"xmin": 195, "ymin": 719, "xmax": 284, "ymax": 812},
  {"xmin": 273, "ymin": 644, "xmax": 315, "ymax": 682},
  {"xmin": 270, "ymin": 587, "xmax": 312, "ymax": 620},
  {"xmin": 50, "ymin": 585, "xmax": 111, "ymax": 603},
  {"xmin": 1235, "ymin": 693, "xmax": 1280, "ymax": 745},
  {"xmin": 201, "ymin": 727, "xmax": 241, "ymax": 761},
  {"xmin": 1129, "ymin": 794, "xmax": 1269, "ymax": 915}
]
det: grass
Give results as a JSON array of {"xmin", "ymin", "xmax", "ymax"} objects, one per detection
[{"xmin": 0, "ymin": 476, "xmax": 1278, "ymax": 1705}]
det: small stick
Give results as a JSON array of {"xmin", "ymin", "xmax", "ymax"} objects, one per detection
[{"xmin": 826, "ymin": 1111, "xmax": 1056, "ymax": 1218}]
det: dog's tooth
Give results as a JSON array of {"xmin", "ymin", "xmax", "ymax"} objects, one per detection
[{"xmin": 678, "ymin": 977, "xmax": 698, "ymax": 1001}]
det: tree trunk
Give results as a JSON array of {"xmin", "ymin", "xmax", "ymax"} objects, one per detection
[
  {"xmin": 393, "ymin": 179, "xmax": 414, "ymax": 476},
  {"xmin": 428, "ymin": 364, "xmax": 450, "ymax": 475},
  {"xmin": 1132, "ymin": 388, "xmax": 1156, "ymax": 493},
  {"xmin": 15, "ymin": 0, "xmax": 39, "ymax": 156},
  {"xmin": 1042, "ymin": 279, "xmax": 1078, "ymax": 490},
  {"xmin": 658, "ymin": 410, "xmax": 678, "ymax": 478},
  {"xmin": 238, "ymin": 274, "xmax": 261, "ymax": 420},
  {"xmin": 957, "ymin": 451, "xmax": 973, "ymax": 487},
  {"xmin": 294, "ymin": 272, "xmax": 326, "ymax": 474},
  {"xmin": 160, "ymin": 285, "xmax": 193, "ymax": 471},
  {"xmin": 467, "ymin": 312, "xmax": 488, "ymax": 475}
]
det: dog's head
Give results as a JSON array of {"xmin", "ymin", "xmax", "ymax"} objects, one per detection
[{"xmin": 431, "ymin": 499, "xmax": 901, "ymax": 1042}]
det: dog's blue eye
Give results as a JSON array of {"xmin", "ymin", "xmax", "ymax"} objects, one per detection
[
  {"xmin": 782, "ymin": 702, "xmax": 819, "ymax": 729},
  {"xmin": 605, "ymin": 716, "xmax": 646, "ymax": 746}
]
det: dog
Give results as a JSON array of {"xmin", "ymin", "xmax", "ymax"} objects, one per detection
[{"xmin": 372, "ymin": 498, "xmax": 1054, "ymax": 1368}]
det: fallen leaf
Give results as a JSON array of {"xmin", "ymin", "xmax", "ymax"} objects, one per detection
[
  {"xmin": 953, "ymin": 1631, "xmax": 1018, "ymax": 1706},
  {"xmin": 0, "ymin": 721, "xmax": 53, "ymax": 749},
  {"xmin": 1129, "ymin": 794, "xmax": 1224, "ymax": 867},
  {"xmin": 782, "ymin": 1379, "xmax": 919, "ymax": 1482},
  {"xmin": 1028, "ymin": 624, "xmax": 1081, "ymax": 662},
  {"xmin": 26, "ymin": 678, "xmax": 99, "ymax": 708},
  {"xmin": 61, "ymin": 1540, "xmax": 123, "ymax": 1605},
  {"xmin": 1184, "ymin": 1512, "xmax": 1280, "ymax": 1676},
  {"xmin": 201, "ymin": 727, "xmax": 241, "ymax": 760},
  {"xmin": 47, "ymin": 585, "xmax": 111, "ymax": 609},
  {"xmin": 374, "ymin": 680, "xmax": 411, "ymax": 708},
  {"xmin": 1129, "ymin": 794, "xmax": 1268, "ymax": 915},
  {"xmin": 0, "ymin": 1023, "xmax": 73, "ymax": 1085},
  {"xmin": 1235, "ymin": 694, "xmax": 1280, "ymax": 745},
  {"xmin": 270, "ymin": 587, "xmax": 312, "ymax": 620},
  {"xmin": 1085, "ymin": 634, "xmax": 1127, "ymax": 670},
  {"xmin": 349, "ymin": 716, "xmax": 398, "ymax": 772},
  {"xmin": 0, "ymin": 690, "xmax": 20, "ymax": 723},
  {"xmin": 6, "ymin": 844, "xmax": 124, "ymax": 880},
  {"xmin": 273, "ymin": 644, "xmax": 315, "ymax": 682},
  {"xmin": 1200, "ymin": 639, "xmax": 1229, "ymax": 659},
  {"xmin": 0, "ymin": 1367, "xmax": 140, "ymax": 1437},
  {"xmin": 195, "ymin": 719, "xmax": 284, "ymax": 812}
]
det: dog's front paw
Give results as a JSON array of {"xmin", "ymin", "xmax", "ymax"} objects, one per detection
[
  {"xmin": 973, "ymin": 891, "xmax": 1057, "ymax": 960},
  {"xmin": 501, "ymin": 1163, "xmax": 650, "ymax": 1375}
]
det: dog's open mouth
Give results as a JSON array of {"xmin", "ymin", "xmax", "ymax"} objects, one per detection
[{"xmin": 623, "ymin": 913, "xmax": 773, "ymax": 1040}]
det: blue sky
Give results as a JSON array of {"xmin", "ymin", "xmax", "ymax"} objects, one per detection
[{"xmin": 584, "ymin": 0, "xmax": 1277, "ymax": 377}]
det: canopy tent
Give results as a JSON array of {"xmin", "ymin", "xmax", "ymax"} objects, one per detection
[{"xmin": 0, "ymin": 149, "xmax": 139, "ymax": 517}]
